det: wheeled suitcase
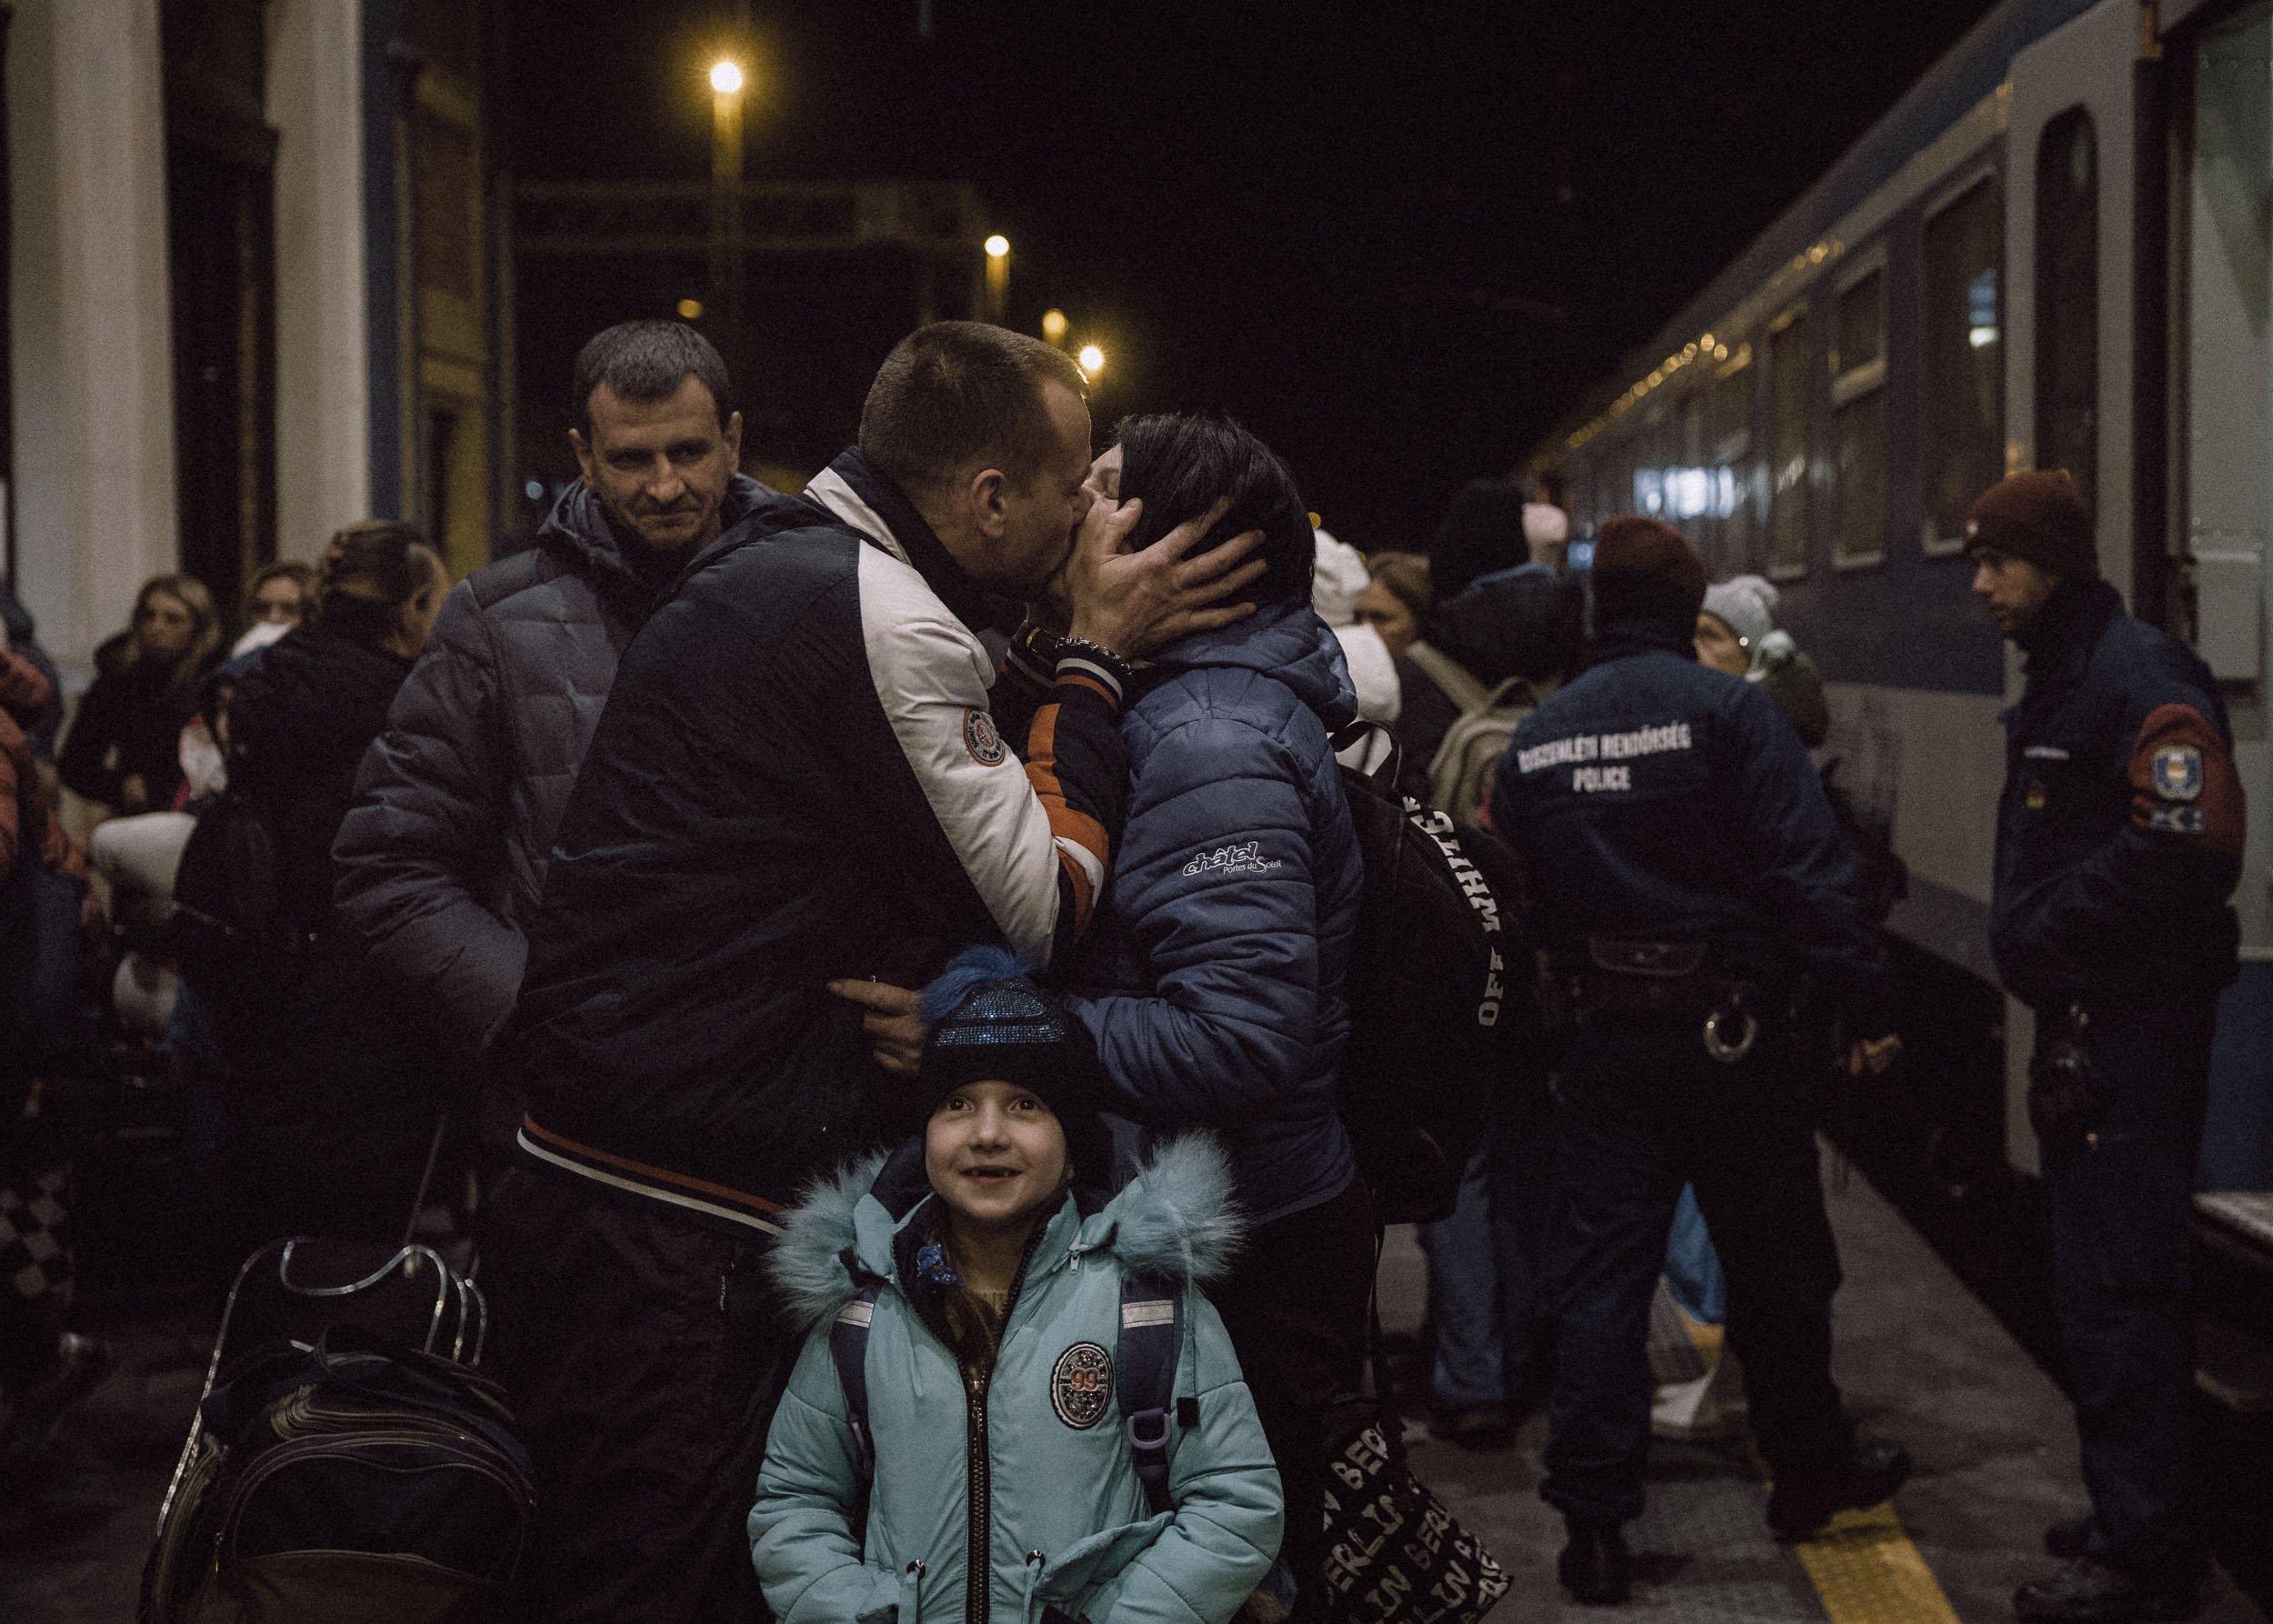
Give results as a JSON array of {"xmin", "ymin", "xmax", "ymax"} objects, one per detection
[{"xmin": 138, "ymin": 1236, "xmax": 528, "ymax": 1624}]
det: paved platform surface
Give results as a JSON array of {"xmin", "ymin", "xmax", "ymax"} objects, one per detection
[
  {"xmin": 3, "ymin": 1148, "xmax": 2266, "ymax": 1622},
  {"xmin": 1380, "ymin": 1148, "xmax": 2272, "ymax": 1624}
]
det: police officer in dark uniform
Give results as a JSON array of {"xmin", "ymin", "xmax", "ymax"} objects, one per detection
[
  {"xmin": 1489, "ymin": 516, "xmax": 1908, "ymax": 1605},
  {"xmin": 1967, "ymin": 471, "xmax": 2243, "ymax": 1624}
]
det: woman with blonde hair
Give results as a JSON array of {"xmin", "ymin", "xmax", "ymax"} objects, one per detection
[{"xmin": 57, "ymin": 575, "xmax": 223, "ymax": 815}]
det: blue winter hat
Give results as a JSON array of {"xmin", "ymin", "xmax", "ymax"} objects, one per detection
[{"xmin": 919, "ymin": 947, "xmax": 1114, "ymax": 1188}]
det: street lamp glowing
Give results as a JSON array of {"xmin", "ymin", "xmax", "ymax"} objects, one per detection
[
  {"xmin": 1077, "ymin": 344, "xmax": 1106, "ymax": 376},
  {"xmin": 676, "ymin": 297, "xmax": 705, "ymax": 319},
  {"xmin": 1041, "ymin": 308, "xmax": 1068, "ymax": 344},
  {"xmin": 985, "ymin": 234, "xmax": 1010, "ymax": 260},
  {"xmin": 710, "ymin": 60, "xmax": 743, "ymax": 95}
]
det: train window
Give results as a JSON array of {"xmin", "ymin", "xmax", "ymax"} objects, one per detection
[
  {"xmin": 2178, "ymin": 5, "xmax": 2270, "ymax": 679},
  {"xmin": 1832, "ymin": 263, "xmax": 1889, "ymax": 566},
  {"xmin": 1834, "ymin": 391, "xmax": 1889, "ymax": 567},
  {"xmin": 1711, "ymin": 345, "xmax": 1756, "ymax": 572},
  {"xmin": 1923, "ymin": 175, "xmax": 2004, "ymax": 552},
  {"xmin": 1767, "ymin": 311, "xmax": 1812, "ymax": 578},
  {"xmin": 1835, "ymin": 268, "xmax": 1887, "ymax": 377},
  {"xmin": 2035, "ymin": 107, "xmax": 2099, "ymax": 516}
]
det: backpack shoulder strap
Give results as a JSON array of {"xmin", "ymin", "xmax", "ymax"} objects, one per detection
[
  {"xmin": 1116, "ymin": 1273, "xmax": 1182, "ymax": 1516},
  {"xmin": 1403, "ymin": 641, "xmax": 1492, "ymax": 716},
  {"xmin": 1481, "ymin": 677, "xmax": 1536, "ymax": 714},
  {"xmin": 830, "ymin": 1281, "xmax": 884, "ymax": 1482}
]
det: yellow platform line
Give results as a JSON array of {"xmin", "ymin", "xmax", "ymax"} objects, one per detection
[{"xmin": 1792, "ymin": 1503, "xmax": 1963, "ymax": 1624}]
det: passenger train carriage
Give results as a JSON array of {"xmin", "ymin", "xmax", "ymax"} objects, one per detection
[{"xmin": 1534, "ymin": 0, "xmax": 2273, "ymax": 1222}]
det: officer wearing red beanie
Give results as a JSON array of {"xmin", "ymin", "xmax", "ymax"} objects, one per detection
[
  {"xmin": 1968, "ymin": 471, "xmax": 2243, "ymax": 1622},
  {"xmin": 1487, "ymin": 514, "xmax": 1909, "ymax": 1603}
]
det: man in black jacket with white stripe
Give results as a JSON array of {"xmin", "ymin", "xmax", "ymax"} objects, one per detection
[{"xmin": 488, "ymin": 322, "xmax": 1262, "ymax": 1623}]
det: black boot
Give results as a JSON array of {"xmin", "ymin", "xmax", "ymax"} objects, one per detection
[
  {"xmin": 1557, "ymin": 1518, "xmax": 1631, "ymax": 1606},
  {"xmin": 1766, "ymin": 1438, "xmax": 1913, "ymax": 1539},
  {"xmin": 2013, "ymin": 1559, "xmax": 2204, "ymax": 1622}
]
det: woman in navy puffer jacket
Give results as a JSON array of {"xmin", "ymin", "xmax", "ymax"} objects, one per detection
[{"xmin": 1056, "ymin": 416, "xmax": 1366, "ymax": 1624}]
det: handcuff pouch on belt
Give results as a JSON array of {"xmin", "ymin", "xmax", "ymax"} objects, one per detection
[
  {"xmin": 2028, "ymin": 1003, "xmax": 2106, "ymax": 1154},
  {"xmin": 1578, "ymin": 937, "xmax": 1758, "ymax": 1064}
]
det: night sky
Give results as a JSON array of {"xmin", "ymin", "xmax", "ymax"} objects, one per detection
[{"xmin": 506, "ymin": 0, "xmax": 2000, "ymax": 551}]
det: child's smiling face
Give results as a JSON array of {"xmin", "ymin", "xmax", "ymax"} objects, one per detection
[{"xmin": 925, "ymin": 1078, "xmax": 1071, "ymax": 1235}]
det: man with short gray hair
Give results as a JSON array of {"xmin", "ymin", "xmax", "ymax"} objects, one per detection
[{"xmin": 335, "ymin": 319, "xmax": 769, "ymax": 1140}]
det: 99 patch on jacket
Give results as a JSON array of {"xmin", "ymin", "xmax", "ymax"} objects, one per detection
[{"xmin": 1051, "ymin": 1341, "xmax": 1113, "ymax": 1429}]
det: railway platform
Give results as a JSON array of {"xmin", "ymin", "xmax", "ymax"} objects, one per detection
[{"xmin": 2, "ymin": 1144, "xmax": 2268, "ymax": 1623}]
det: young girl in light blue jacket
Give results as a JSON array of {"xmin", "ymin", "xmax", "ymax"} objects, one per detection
[{"xmin": 749, "ymin": 948, "xmax": 1283, "ymax": 1624}]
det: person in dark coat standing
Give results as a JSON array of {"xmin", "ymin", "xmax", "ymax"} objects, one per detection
[
  {"xmin": 334, "ymin": 321, "xmax": 768, "ymax": 1145},
  {"xmin": 57, "ymin": 575, "xmax": 223, "ymax": 817},
  {"xmin": 1489, "ymin": 516, "xmax": 1908, "ymax": 1604},
  {"xmin": 216, "ymin": 523, "xmax": 448, "ymax": 1242},
  {"xmin": 1968, "ymin": 472, "xmax": 2243, "ymax": 1624},
  {"xmin": 1046, "ymin": 416, "xmax": 1365, "ymax": 1624}
]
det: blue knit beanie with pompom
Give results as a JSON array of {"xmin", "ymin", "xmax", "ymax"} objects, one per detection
[{"xmin": 918, "ymin": 946, "xmax": 1116, "ymax": 1191}]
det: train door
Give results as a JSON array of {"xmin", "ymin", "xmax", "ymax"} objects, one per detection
[
  {"xmin": 2003, "ymin": 0, "xmax": 2150, "ymax": 1172},
  {"xmin": 2008, "ymin": 0, "xmax": 2145, "ymax": 595},
  {"xmin": 2165, "ymin": 0, "xmax": 2273, "ymax": 1198}
]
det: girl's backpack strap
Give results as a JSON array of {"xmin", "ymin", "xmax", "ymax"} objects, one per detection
[
  {"xmin": 831, "ymin": 1282, "xmax": 884, "ymax": 1481},
  {"xmin": 1116, "ymin": 1274, "xmax": 1182, "ymax": 1516}
]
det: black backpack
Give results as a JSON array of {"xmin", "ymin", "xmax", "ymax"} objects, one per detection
[
  {"xmin": 173, "ymin": 785, "xmax": 299, "ymax": 998},
  {"xmin": 141, "ymin": 1325, "xmax": 536, "ymax": 1624},
  {"xmin": 1332, "ymin": 727, "xmax": 1528, "ymax": 1225}
]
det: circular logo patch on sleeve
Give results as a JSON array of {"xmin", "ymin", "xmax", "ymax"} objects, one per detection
[
  {"xmin": 2151, "ymin": 744, "xmax": 2204, "ymax": 801},
  {"xmin": 964, "ymin": 708, "xmax": 1007, "ymax": 767},
  {"xmin": 1050, "ymin": 1341, "xmax": 1113, "ymax": 1429}
]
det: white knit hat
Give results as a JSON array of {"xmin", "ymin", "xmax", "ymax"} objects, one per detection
[
  {"xmin": 1700, "ymin": 574, "xmax": 1777, "ymax": 651},
  {"xmin": 1333, "ymin": 621, "xmax": 1403, "ymax": 725},
  {"xmin": 1311, "ymin": 527, "xmax": 1370, "ymax": 627}
]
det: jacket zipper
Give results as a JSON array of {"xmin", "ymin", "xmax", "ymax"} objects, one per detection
[
  {"xmin": 960, "ymin": 1227, "xmax": 1049, "ymax": 1624},
  {"xmin": 965, "ymin": 1368, "xmax": 991, "ymax": 1624}
]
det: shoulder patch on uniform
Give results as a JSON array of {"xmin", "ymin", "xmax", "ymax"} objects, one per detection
[
  {"xmin": 2128, "ymin": 702, "xmax": 2244, "ymax": 857},
  {"xmin": 2150, "ymin": 744, "xmax": 2203, "ymax": 802},
  {"xmin": 963, "ymin": 707, "xmax": 1007, "ymax": 767},
  {"xmin": 1051, "ymin": 1341, "xmax": 1113, "ymax": 1429}
]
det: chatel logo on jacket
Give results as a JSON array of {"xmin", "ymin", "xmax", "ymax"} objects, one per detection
[{"xmin": 1182, "ymin": 840, "xmax": 1279, "ymax": 878}]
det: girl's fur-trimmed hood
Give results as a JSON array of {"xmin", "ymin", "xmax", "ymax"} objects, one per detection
[{"xmin": 768, "ymin": 1135, "xmax": 1245, "ymax": 1333}]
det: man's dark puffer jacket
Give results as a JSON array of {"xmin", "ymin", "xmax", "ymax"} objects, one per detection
[{"xmin": 334, "ymin": 475, "xmax": 770, "ymax": 1058}]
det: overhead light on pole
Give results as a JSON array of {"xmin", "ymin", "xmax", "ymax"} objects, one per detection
[
  {"xmin": 983, "ymin": 235, "xmax": 1010, "ymax": 323},
  {"xmin": 708, "ymin": 59, "xmax": 747, "ymax": 390},
  {"xmin": 1077, "ymin": 344, "xmax": 1105, "ymax": 377},
  {"xmin": 1041, "ymin": 307, "xmax": 1068, "ymax": 346}
]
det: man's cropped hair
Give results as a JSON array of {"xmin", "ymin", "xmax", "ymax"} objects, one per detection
[
  {"xmin": 1114, "ymin": 414, "xmax": 1316, "ymax": 607},
  {"xmin": 572, "ymin": 320, "xmax": 735, "ymax": 437},
  {"xmin": 860, "ymin": 322, "xmax": 1088, "ymax": 496}
]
